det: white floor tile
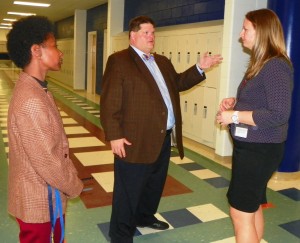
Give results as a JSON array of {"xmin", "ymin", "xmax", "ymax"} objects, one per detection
[
  {"xmin": 62, "ymin": 118, "xmax": 78, "ymax": 125},
  {"xmin": 59, "ymin": 111, "xmax": 68, "ymax": 117},
  {"xmin": 187, "ymin": 203, "xmax": 228, "ymax": 222},
  {"xmin": 81, "ymin": 106, "xmax": 95, "ymax": 110},
  {"xmin": 64, "ymin": 126, "xmax": 89, "ymax": 135},
  {"xmin": 88, "ymin": 110, "xmax": 100, "ymax": 114},
  {"xmin": 268, "ymin": 179, "xmax": 300, "ymax": 191},
  {"xmin": 92, "ymin": 171, "xmax": 114, "ymax": 192},
  {"xmin": 171, "ymin": 156, "xmax": 194, "ymax": 164},
  {"xmin": 68, "ymin": 137, "xmax": 105, "ymax": 148},
  {"xmin": 74, "ymin": 151, "xmax": 114, "ymax": 166},
  {"xmin": 191, "ymin": 169, "xmax": 220, "ymax": 179}
]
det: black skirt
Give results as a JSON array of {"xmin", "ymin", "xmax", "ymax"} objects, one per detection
[{"xmin": 227, "ymin": 139, "xmax": 285, "ymax": 213}]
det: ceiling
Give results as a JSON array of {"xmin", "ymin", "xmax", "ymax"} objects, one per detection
[{"xmin": 0, "ymin": 0, "xmax": 107, "ymax": 27}]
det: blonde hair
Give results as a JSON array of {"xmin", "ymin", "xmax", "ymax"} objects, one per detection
[{"xmin": 245, "ymin": 9, "xmax": 292, "ymax": 80}]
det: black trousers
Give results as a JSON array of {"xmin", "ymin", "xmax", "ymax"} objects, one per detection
[{"xmin": 109, "ymin": 134, "xmax": 171, "ymax": 243}]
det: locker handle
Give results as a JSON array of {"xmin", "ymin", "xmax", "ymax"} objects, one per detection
[
  {"xmin": 184, "ymin": 101, "xmax": 187, "ymax": 112},
  {"xmin": 178, "ymin": 52, "xmax": 180, "ymax": 63},
  {"xmin": 194, "ymin": 103, "xmax": 197, "ymax": 115},
  {"xmin": 203, "ymin": 106, "xmax": 207, "ymax": 118},
  {"xmin": 187, "ymin": 52, "xmax": 190, "ymax": 64},
  {"xmin": 169, "ymin": 52, "xmax": 172, "ymax": 61},
  {"xmin": 162, "ymin": 51, "xmax": 164, "ymax": 56},
  {"xmin": 197, "ymin": 52, "xmax": 200, "ymax": 62}
]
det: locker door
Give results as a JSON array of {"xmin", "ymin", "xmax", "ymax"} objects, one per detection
[
  {"xmin": 195, "ymin": 33, "xmax": 208, "ymax": 63},
  {"xmin": 153, "ymin": 36, "xmax": 166, "ymax": 56},
  {"xmin": 176, "ymin": 35, "xmax": 189, "ymax": 72},
  {"xmin": 190, "ymin": 85, "xmax": 204, "ymax": 142},
  {"xmin": 165, "ymin": 36, "xmax": 178, "ymax": 69},
  {"xmin": 201, "ymin": 87, "xmax": 217, "ymax": 146},
  {"xmin": 180, "ymin": 89, "xmax": 192, "ymax": 136},
  {"xmin": 207, "ymin": 32, "xmax": 222, "ymax": 54},
  {"xmin": 206, "ymin": 32, "xmax": 222, "ymax": 88},
  {"xmin": 185, "ymin": 34, "xmax": 199, "ymax": 70}
]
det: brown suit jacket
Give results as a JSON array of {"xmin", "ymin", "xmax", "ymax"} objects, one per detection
[
  {"xmin": 7, "ymin": 72, "xmax": 83, "ymax": 223},
  {"xmin": 100, "ymin": 46, "xmax": 206, "ymax": 163}
]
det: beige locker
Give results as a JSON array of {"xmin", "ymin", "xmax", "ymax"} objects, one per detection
[
  {"xmin": 153, "ymin": 36, "xmax": 167, "ymax": 56},
  {"xmin": 165, "ymin": 36, "xmax": 178, "ymax": 69},
  {"xmin": 201, "ymin": 87, "xmax": 217, "ymax": 146},
  {"xmin": 181, "ymin": 85, "xmax": 204, "ymax": 142}
]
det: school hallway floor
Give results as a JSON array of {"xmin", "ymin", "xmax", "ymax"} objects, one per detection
[{"xmin": 0, "ymin": 67, "xmax": 299, "ymax": 243}]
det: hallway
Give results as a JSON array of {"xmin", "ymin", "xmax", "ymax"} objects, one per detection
[{"xmin": 0, "ymin": 67, "xmax": 299, "ymax": 243}]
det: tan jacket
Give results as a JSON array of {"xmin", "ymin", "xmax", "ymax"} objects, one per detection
[
  {"xmin": 100, "ymin": 47, "xmax": 206, "ymax": 163},
  {"xmin": 7, "ymin": 72, "xmax": 83, "ymax": 223}
]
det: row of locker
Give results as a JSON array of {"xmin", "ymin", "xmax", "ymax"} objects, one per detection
[{"xmin": 112, "ymin": 30, "xmax": 222, "ymax": 88}]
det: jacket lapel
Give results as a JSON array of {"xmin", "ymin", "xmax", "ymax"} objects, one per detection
[{"xmin": 128, "ymin": 47, "xmax": 166, "ymax": 105}]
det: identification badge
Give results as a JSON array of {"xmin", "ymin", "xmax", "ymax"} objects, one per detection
[{"xmin": 234, "ymin": 125, "xmax": 248, "ymax": 138}]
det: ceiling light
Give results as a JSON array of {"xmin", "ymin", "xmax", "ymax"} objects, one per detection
[
  {"xmin": 8, "ymin": 12, "xmax": 36, "ymax": 16},
  {"xmin": 13, "ymin": 1, "xmax": 51, "ymax": 7},
  {"xmin": 0, "ymin": 26, "xmax": 12, "ymax": 29},
  {"xmin": 3, "ymin": 18, "xmax": 17, "ymax": 22}
]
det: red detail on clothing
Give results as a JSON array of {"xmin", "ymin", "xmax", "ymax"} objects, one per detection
[
  {"xmin": 17, "ymin": 216, "xmax": 65, "ymax": 243},
  {"xmin": 261, "ymin": 202, "xmax": 276, "ymax": 209}
]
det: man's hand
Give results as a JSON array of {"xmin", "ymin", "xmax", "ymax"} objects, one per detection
[
  {"xmin": 198, "ymin": 52, "xmax": 223, "ymax": 70},
  {"xmin": 110, "ymin": 138, "xmax": 132, "ymax": 158}
]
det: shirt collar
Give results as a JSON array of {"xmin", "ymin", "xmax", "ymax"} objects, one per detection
[
  {"xmin": 130, "ymin": 45, "xmax": 153, "ymax": 60},
  {"xmin": 31, "ymin": 76, "xmax": 48, "ymax": 91}
]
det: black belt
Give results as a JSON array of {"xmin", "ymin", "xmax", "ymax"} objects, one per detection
[{"xmin": 166, "ymin": 129, "xmax": 172, "ymax": 136}]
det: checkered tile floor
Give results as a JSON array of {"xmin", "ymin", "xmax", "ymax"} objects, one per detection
[{"xmin": 0, "ymin": 69, "xmax": 299, "ymax": 243}]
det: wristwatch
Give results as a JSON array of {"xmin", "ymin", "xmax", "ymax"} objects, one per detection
[{"xmin": 231, "ymin": 111, "xmax": 239, "ymax": 124}]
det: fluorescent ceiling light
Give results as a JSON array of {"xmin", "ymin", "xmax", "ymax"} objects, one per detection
[
  {"xmin": 0, "ymin": 26, "xmax": 12, "ymax": 29},
  {"xmin": 8, "ymin": 12, "xmax": 36, "ymax": 16},
  {"xmin": 13, "ymin": 1, "xmax": 51, "ymax": 7},
  {"xmin": 3, "ymin": 18, "xmax": 17, "ymax": 22}
]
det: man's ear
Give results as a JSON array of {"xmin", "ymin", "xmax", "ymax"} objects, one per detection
[
  {"xmin": 130, "ymin": 31, "xmax": 135, "ymax": 41},
  {"xmin": 31, "ymin": 44, "xmax": 42, "ymax": 59}
]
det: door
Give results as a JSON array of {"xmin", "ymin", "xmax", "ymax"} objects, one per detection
[{"xmin": 87, "ymin": 31, "xmax": 97, "ymax": 94}]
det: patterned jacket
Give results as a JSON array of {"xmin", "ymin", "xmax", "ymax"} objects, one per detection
[{"xmin": 7, "ymin": 72, "xmax": 83, "ymax": 223}]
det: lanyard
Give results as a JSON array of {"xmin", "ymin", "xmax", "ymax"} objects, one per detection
[{"xmin": 48, "ymin": 185, "xmax": 64, "ymax": 243}]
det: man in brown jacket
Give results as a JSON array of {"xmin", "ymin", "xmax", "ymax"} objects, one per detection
[
  {"xmin": 6, "ymin": 16, "xmax": 83, "ymax": 243},
  {"xmin": 100, "ymin": 16, "xmax": 222, "ymax": 243}
]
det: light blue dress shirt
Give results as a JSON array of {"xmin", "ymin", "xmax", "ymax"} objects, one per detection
[{"xmin": 131, "ymin": 45, "xmax": 175, "ymax": 130}]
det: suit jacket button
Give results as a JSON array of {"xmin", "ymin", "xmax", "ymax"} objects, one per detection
[{"xmin": 161, "ymin": 129, "xmax": 164, "ymax": 133}]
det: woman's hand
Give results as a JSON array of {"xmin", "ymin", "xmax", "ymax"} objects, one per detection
[{"xmin": 219, "ymin": 97, "xmax": 236, "ymax": 112}]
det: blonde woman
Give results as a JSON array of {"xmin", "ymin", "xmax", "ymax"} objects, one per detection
[{"xmin": 216, "ymin": 9, "xmax": 293, "ymax": 243}]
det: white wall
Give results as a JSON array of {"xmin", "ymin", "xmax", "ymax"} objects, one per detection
[
  {"xmin": 0, "ymin": 29, "xmax": 9, "ymax": 41},
  {"xmin": 73, "ymin": 9, "xmax": 87, "ymax": 90},
  {"xmin": 0, "ymin": 29, "xmax": 9, "ymax": 53},
  {"xmin": 107, "ymin": 0, "xmax": 125, "ymax": 57}
]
